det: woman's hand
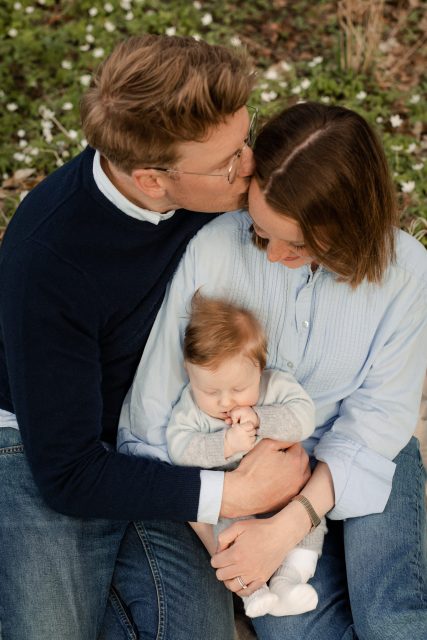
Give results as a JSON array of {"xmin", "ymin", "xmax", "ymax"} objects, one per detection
[
  {"xmin": 213, "ymin": 462, "xmax": 335, "ymax": 596},
  {"xmin": 211, "ymin": 501, "xmax": 312, "ymax": 596}
]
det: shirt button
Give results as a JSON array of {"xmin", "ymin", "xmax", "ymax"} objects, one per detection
[
  {"xmin": 302, "ymin": 320, "xmax": 310, "ymax": 329},
  {"xmin": 287, "ymin": 361, "xmax": 294, "ymax": 369}
]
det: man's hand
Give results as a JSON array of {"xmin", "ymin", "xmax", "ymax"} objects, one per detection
[
  {"xmin": 224, "ymin": 421, "xmax": 257, "ymax": 458},
  {"xmin": 220, "ymin": 439, "xmax": 310, "ymax": 519}
]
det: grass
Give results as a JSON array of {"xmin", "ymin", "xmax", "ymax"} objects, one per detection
[{"xmin": 1, "ymin": 0, "xmax": 426, "ymax": 243}]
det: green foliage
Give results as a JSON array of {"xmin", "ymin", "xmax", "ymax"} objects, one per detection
[{"xmin": 0, "ymin": 0, "xmax": 425, "ymax": 242}]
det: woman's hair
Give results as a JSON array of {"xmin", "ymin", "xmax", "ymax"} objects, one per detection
[
  {"xmin": 253, "ymin": 102, "xmax": 398, "ymax": 286},
  {"xmin": 80, "ymin": 34, "xmax": 255, "ymax": 173},
  {"xmin": 184, "ymin": 291, "xmax": 267, "ymax": 370}
]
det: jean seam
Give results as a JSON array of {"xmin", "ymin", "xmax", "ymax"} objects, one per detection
[
  {"xmin": 108, "ymin": 585, "xmax": 137, "ymax": 640},
  {"xmin": 410, "ymin": 454, "xmax": 427, "ymax": 608},
  {"xmin": 133, "ymin": 521, "xmax": 166, "ymax": 640},
  {"xmin": 0, "ymin": 445, "xmax": 24, "ymax": 454}
]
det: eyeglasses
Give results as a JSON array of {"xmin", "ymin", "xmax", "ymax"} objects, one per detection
[{"xmin": 147, "ymin": 106, "xmax": 258, "ymax": 185}]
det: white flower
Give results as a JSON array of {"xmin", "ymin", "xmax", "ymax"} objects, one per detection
[
  {"xmin": 391, "ymin": 145, "xmax": 403, "ymax": 152},
  {"xmin": 24, "ymin": 155, "xmax": 33, "ymax": 164},
  {"xmin": 192, "ymin": 34, "xmax": 201, "ymax": 41},
  {"xmin": 320, "ymin": 96, "xmax": 331, "ymax": 103},
  {"xmin": 193, "ymin": 1, "xmax": 202, "ymax": 9},
  {"xmin": 81, "ymin": 138, "xmax": 88, "ymax": 148},
  {"xmin": 19, "ymin": 139, "xmax": 28, "ymax": 148},
  {"xmin": 61, "ymin": 60, "xmax": 72, "ymax": 70},
  {"xmin": 356, "ymin": 90, "xmax": 367, "ymax": 100},
  {"xmin": 280, "ymin": 61, "xmax": 292, "ymax": 72},
  {"xmin": 56, "ymin": 159, "xmax": 64, "ymax": 167},
  {"xmin": 265, "ymin": 68, "xmax": 279, "ymax": 81},
  {"xmin": 400, "ymin": 180, "xmax": 415, "ymax": 193},
  {"xmin": 8, "ymin": 28, "xmax": 18, "ymax": 37},
  {"xmin": 88, "ymin": 7, "xmax": 98, "ymax": 17},
  {"xmin": 62, "ymin": 150, "xmax": 70, "ymax": 158},
  {"xmin": 120, "ymin": 0, "xmax": 132, "ymax": 9},
  {"xmin": 165, "ymin": 27, "xmax": 176, "ymax": 36},
  {"xmin": 390, "ymin": 114, "xmax": 403, "ymax": 128},
  {"xmin": 291, "ymin": 85, "xmax": 301, "ymax": 94},
  {"xmin": 230, "ymin": 36, "xmax": 241, "ymax": 47},
  {"xmin": 17, "ymin": 129, "xmax": 26, "ymax": 137},
  {"xmin": 376, "ymin": 116, "xmax": 384, "ymax": 124},
  {"xmin": 68, "ymin": 130, "xmax": 78, "ymax": 140},
  {"xmin": 125, "ymin": 11, "xmax": 134, "ymax": 20},
  {"xmin": 410, "ymin": 94, "xmax": 420, "ymax": 104},
  {"xmin": 37, "ymin": 0, "xmax": 46, "ymax": 4},
  {"xmin": 104, "ymin": 20, "xmax": 115, "ymax": 32},
  {"xmin": 25, "ymin": 5, "xmax": 35, "ymax": 13},
  {"xmin": 300, "ymin": 78, "xmax": 311, "ymax": 90},
  {"xmin": 201, "ymin": 12, "xmax": 213, "ymax": 25},
  {"xmin": 86, "ymin": 34, "xmax": 95, "ymax": 43},
  {"xmin": 39, "ymin": 106, "xmax": 54, "ymax": 119},
  {"xmin": 279, "ymin": 81, "xmax": 288, "ymax": 88},
  {"xmin": 261, "ymin": 90, "xmax": 277, "ymax": 103},
  {"xmin": 104, "ymin": 2, "xmax": 114, "ymax": 11},
  {"xmin": 80, "ymin": 44, "xmax": 90, "ymax": 52},
  {"xmin": 407, "ymin": 143, "xmax": 417, "ymax": 153},
  {"xmin": 80, "ymin": 74, "xmax": 92, "ymax": 87},
  {"xmin": 41, "ymin": 119, "xmax": 53, "ymax": 129},
  {"xmin": 13, "ymin": 152, "xmax": 25, "ymax": 162},
  {"xmin": 20, "ymin": 190, "xmax": 29, "ymax": 201},
  {"xmin": 308, "ymin": 56, "xmax": 323, "ymax": 67},
  {"xmin": 62, "ymin": 102, "xmax": 73, "ymax": 111},
  {"xmin": 412, "ymin": 163, "xmax": 424, "ymax": 171},
  {"xmin": 13, "ymin": 2, "xmax": 22, "ymax": 8},
  {"xmin": 93, "ymin": 47, "xmax": 105, "ymax": 58},
  {"xmin": 30, "ymin": 147, "xmax": 39, "ymax": 156},
  {"xmin": 86, "ymin": 24, "xmax": 94, "ymax": 32},
  {"xmin": 7, "ymin": 103, "xmax": 18, "ymax": 112}
]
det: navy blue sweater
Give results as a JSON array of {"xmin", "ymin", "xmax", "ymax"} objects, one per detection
[{"xmin": 0, "ymin": 147, "xmax": 219, "ymax": 520}]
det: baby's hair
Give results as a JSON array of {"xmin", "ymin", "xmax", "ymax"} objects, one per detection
[{"xmin": 184, "ymin": 291, "xmax": 267, "ymax": 370}]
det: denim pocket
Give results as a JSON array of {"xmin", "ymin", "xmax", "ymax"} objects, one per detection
[{"xmin": 0, "ymin": 444, "xmax": 24, "ymax": 454}]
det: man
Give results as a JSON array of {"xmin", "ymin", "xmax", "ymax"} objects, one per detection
[{"xmin": 0, "ymin": 35, "xmax": 309, "ymax": 639}]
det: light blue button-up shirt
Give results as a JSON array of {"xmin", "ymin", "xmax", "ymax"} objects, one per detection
[{"xmin": 118, "ymin": 210, "xmax": 427, "ymax": 523}]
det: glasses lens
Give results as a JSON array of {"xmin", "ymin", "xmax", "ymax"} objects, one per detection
[
  {"xmin": 228, "ymin": 155, "xmax": 239, "ymax": 184},
  {"xmin": 247, "ymin": 109, "xmax": 258, "ymax": 147}
]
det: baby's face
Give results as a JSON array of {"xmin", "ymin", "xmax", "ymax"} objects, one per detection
[{"xmin": 186, "ymin": 354, "xmax": 261, "ymax": 420}]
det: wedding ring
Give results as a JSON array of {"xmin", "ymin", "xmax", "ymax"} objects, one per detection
[{"xmin": 236, "ymin": 575, "xmax": 248, "ymax": 590}]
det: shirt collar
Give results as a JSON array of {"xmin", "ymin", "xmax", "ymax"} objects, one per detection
[{"xmin": 92, "ymin": 151, "xmax": 176, "ymax": 225}]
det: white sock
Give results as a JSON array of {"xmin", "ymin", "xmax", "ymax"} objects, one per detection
[
  {"xmin": 242, "ymin": 584, "xmax": 279, "ymax": 618},
  {"xmin": 268, "ymin": 548, "xmax": 319, "ymax": 616}
]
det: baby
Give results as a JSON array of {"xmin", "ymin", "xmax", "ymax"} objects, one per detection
[{"xmin": 167, "ymin": 292, "xmax": 327, "ymax": 618}]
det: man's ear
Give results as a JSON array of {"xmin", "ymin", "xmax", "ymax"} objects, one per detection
[{"xmin": 132, "ymin": 169, "xmax": 167, "ymax": 200}]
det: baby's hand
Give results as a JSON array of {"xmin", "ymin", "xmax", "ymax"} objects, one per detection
[
  {"xmin": 224, "ymin": 421, "xmax": 257, "ymax": 458},
  {"xmin": 227, "ymin": 406, "xmax": 259, "ymax": 428}
]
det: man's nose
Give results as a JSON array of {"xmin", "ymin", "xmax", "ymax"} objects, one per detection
[{"xmin": 237, "ymin": 146, "xmax": 255, "ymax": 178}]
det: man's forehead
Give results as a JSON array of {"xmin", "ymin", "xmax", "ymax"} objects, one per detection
[{"xmin": 176, "ymin": 108, "xmax": 250, "ymax": 163}]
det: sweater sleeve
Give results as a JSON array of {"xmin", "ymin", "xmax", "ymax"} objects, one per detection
[
  {"xmin": 0, "ymin": 241, "xmax": 201, "ymax": 521},
  {"xmin": 167, "ymin": 387, "xmax": 230, "ymax": 469},
  {"xmin": 255, "ymin": 370, "xmax": 315, "ymax": 442}
]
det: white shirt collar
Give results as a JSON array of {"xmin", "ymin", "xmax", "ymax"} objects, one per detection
[{"xmin": 92, "ymin": 151, "xmax": 176, "ymax": 225}]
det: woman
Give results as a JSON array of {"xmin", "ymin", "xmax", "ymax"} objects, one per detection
[{"xmin": 119, "ymin": 102, "xmax": 427, "ymax": 639}]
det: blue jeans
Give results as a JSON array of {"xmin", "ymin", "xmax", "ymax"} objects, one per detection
[
  {"xmin": 0, "ymin": 428, "xmax": 233, "ymax": 640},
  {"xmin": 253, "ymin": 437, "xmax": 427, "ymax": 640}
]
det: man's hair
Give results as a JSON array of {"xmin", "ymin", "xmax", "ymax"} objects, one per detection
[
  {"xmin": 80, "ymin": 34, "xmax": 255, "ymax": 173},
  {"xmin": 184, "ymin": 291, "xmax": 267, "ymax": 371},
  {"xmin": 253, "ymin": 102, "xmax": 398, "ymax": 287}
]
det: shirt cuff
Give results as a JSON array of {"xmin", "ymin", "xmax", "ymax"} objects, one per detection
[
  {"xmin": 197, "ymin": 470, "xmax": 224, "ymax": 524},
  {"xmin": 315, "ymin": 433, "xmax": 396, "ymax": 520}
]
